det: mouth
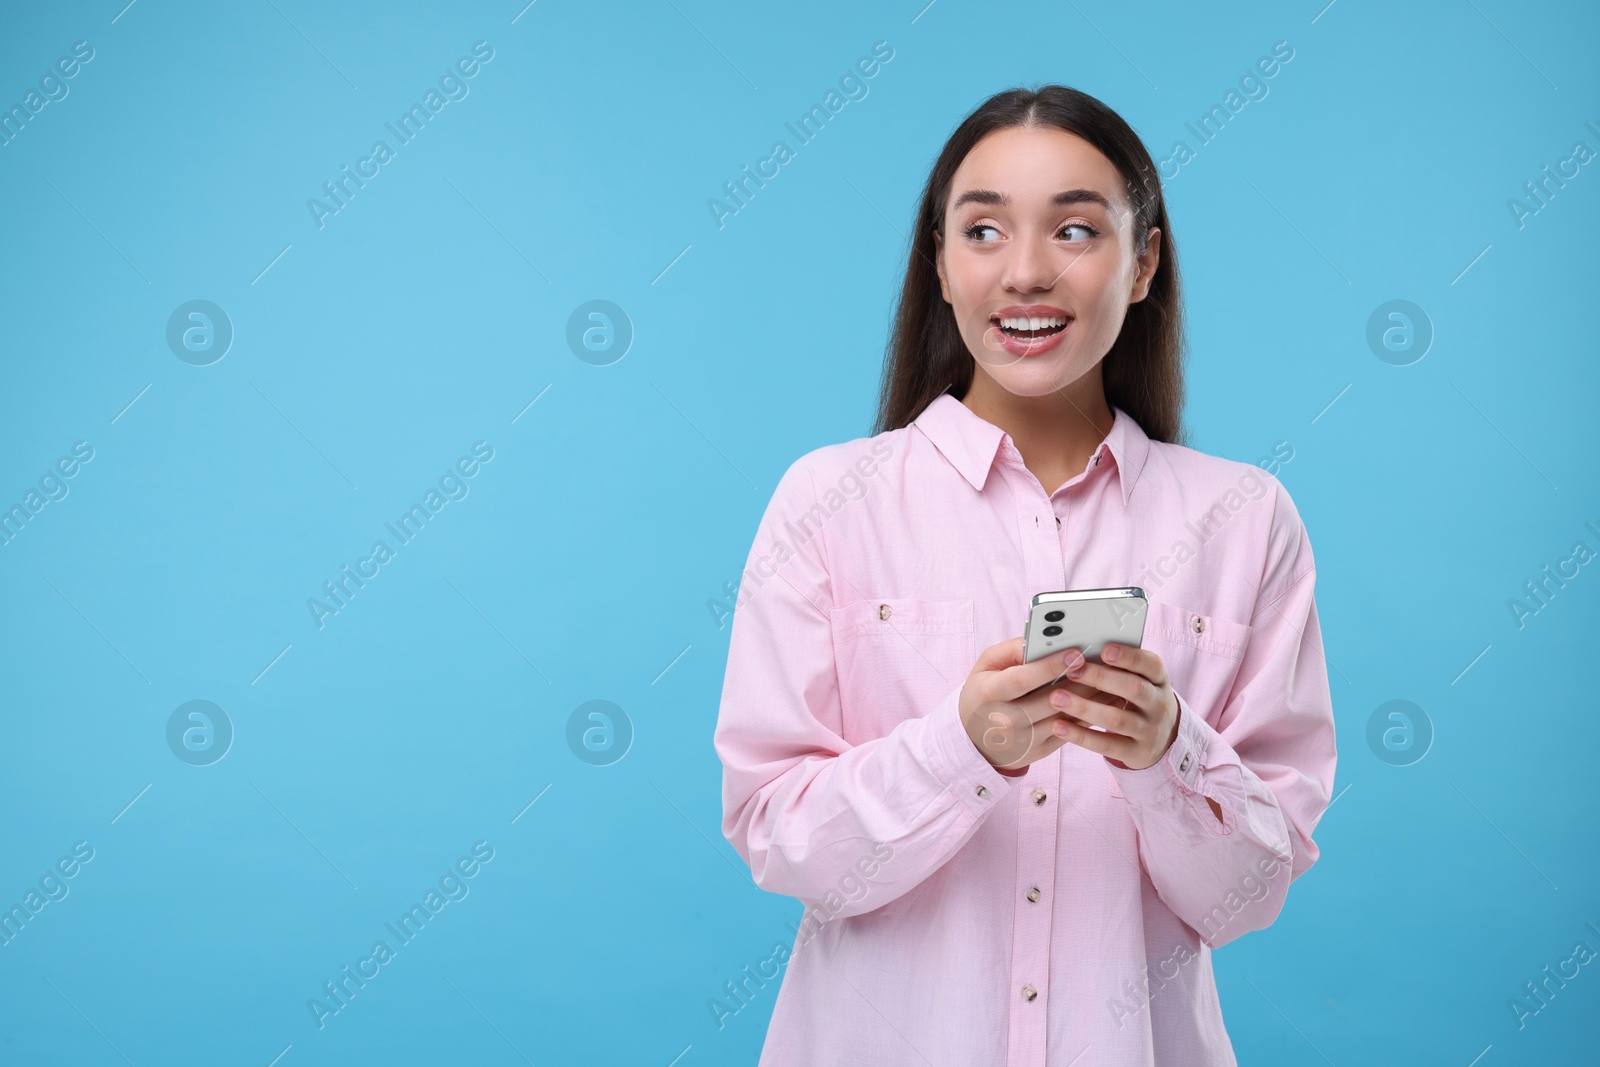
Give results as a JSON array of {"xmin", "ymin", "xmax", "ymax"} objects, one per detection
[
  {"xmin": 994, "ymin": 316, "xmax": 1070, "ymax": 340},
  {"xmin": 988, "ymin": 305, "xmax": 1073, "ymax": 356}
]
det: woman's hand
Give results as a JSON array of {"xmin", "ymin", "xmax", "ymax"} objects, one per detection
[
  {"xmin": 958, "ymin": 639, "xmax": 1096, "ymax": 776},
  {"xmin": 1048, "ymin": 641, "xmax": 1180, "ymax": 771}
]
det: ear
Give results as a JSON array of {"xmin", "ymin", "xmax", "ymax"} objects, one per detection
[
  {"xmin": 1129, "ymin": 227, "xmax": 1161, "ymax": 304},
  {"xmin": 934, "ymin": 227, "xmax": 951, "ymax": 305}
]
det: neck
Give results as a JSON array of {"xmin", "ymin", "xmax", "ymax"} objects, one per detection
[{"xmin": 960, "ymin": 366, "xmax": 1115, "ymax": 495}]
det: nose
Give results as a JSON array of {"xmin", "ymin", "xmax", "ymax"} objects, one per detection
[{"xmin": 1002, "ymin": 228, "xmax": 1061, "ymax": 292}]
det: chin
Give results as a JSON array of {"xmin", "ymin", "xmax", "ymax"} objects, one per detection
[{"xmin": 985, "ymin": 362, "xmax": 1087, "ymax": 397}]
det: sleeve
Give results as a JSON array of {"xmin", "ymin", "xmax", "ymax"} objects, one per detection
[
  {"xmin": 1106, "ymin": 477, "xmax": 1337, "ymax": 949},
  {"xmin": 713, "ymin": 454, "xmax": 1023, "ymax": 919}
]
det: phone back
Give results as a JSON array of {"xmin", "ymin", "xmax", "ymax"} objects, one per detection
[{"xmin": 1023, "ymin": 592, "xmax": 1148, "ymax": 664}]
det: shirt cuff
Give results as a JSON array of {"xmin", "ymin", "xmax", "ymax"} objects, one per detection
[
  {"xmin": 920, "ymin": 683, "xmax": 1020, "ymax": 820},
  {"xmin": 1106, "ymin": 688, "xmax": 1213, "ymax": 805}
]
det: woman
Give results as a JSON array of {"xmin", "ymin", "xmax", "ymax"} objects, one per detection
[{"xmin": 713, "ymin": 84, "xmax": 1336, "ymax": 1066}]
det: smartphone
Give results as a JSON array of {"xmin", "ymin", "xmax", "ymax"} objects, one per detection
[{"xmin": 1022, "ymin": 587, "xmax": 1148, "ymax": 665}]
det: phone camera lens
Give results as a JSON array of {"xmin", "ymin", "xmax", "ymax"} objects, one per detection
[
  {"xmin": 1042, "ymin": 625, "xmax": 1062, "ymax": 637},
  {"xmin": 1044, "ymin": 610, "xmax": 1064, "ymax": 622}
]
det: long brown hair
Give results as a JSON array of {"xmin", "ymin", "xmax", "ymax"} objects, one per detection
[{"xmin": 872, "ymin": 85, "xmax": 1187, "ymax": 446}]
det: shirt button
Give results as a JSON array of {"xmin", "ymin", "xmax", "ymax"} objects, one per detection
[
  {"xmin": 879, "ymin": 603, "xmax": 892, "ymax": 620},
  {"xmin": 1179, "ymin": 754, "xmax": 1191, "ymax": 772},
  {"xmin": 976, "ymin": 785, "xmax": 991, "ymax": 799},
  {"xmin": 1190, "ymin": 614, "xmax": 1205, "ymax": 634},
  {"xmin": 1021, "ymin": 984, "xmax": 1038, "ymax": 1001},
  {"xmin": 1026, "ymin": 886, "xmax": 1041, "ymax": 902},
  {"xmin": 1032, "ymin": 789, "xmax": 1048, "ymax": 805}
]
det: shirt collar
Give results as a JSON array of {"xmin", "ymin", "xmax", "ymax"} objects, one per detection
[{"xmin": 910, "ymin": 390, "xmax": 1151, "ymax": 504}]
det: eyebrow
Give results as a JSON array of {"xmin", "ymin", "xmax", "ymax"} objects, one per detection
[{"xmin": 950, "ymin": 188, "xmax": 1114, "ymax": 213}]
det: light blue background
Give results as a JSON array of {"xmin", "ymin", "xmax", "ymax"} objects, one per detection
[{"xmin": 2, "ymin": 1, "xmax": 1597, "ymax": 1063}]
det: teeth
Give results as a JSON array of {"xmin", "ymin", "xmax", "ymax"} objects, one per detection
[{"xmin": 997, "ymin": 315, "xmax": 1067, "ymax": 330}]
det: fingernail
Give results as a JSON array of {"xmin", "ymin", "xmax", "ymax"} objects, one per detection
[
  {"xmin": 1103, "ymin": 644, "xmax": 1120, "ymax": 662},
  {"xmin": 1051, "ymin": 690, "xmax": 1069, "ymax": 708},
  {"xmin": 1064, "ymin": 650, "xmax": 1084, "ymax": 670}
]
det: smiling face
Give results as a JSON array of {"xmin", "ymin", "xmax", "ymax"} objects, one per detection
[{"xmin": 934, "ymin": 124, "xmax": 1161, "ymax": 400}]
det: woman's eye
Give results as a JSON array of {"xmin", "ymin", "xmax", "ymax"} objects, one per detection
[{"xmin": 961, "ymin": 222, "xmax": 1099, "ymax": 243}]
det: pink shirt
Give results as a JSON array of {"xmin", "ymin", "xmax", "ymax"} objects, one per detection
[{"xmin": 713, "ymin": 391, "xmax": 1337, "ymax": 1066}]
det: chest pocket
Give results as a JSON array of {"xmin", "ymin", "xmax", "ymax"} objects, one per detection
[
  {"xmin": 1106, "ymin": 598, "xmax": 1251, "ymax": 797},
  {"xmin": 831, "ymin": 597, "xmax": 975, "ymax": 744}
]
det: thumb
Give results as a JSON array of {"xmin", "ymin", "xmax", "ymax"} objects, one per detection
[{"xmin": 973, "ymin": 636, "xmax": 1026, "ymax": 675}]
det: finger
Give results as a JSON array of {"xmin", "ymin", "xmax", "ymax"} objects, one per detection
[
  {"xmin": 1065, "ymin": 658, "xmax": 1158, "ymax": 714},
  {"xmin": 1101, "ymin": 643, "xmax": 1168, "ymax": 688},
  {"xmin": 1051, "ymin": 715, "xmax": 1137, "ymax": 761},
  {"xmin": 975, "ymin": 687, "xmax": 1097, "ymax": 765},
  {"xmin": 1012, "ymin": 661, "xmax": 1108, "ymax": 720},
  {"xmin": 972, "ymin": 691, "xmax": 1090, "ymax": 768},
  {"xmin": 1009, "ymin": 686, "xmax": 1065, "ymax": 729},
  {"xmin": 974, "ymin": 636, "xmax": 1027, "ymax": 674},
  {"xmin": 1047, "ymin": 686, "xmax": 1141, "ymax": 737},
  {"xmin": 1014, "ymin": 678, "xmax": 1101, "ymax": 727},
  {"xmin": 994, "ymin": 645, "xmax": 1081, "ymax": 702},
  {"xmin": 1025, "ymin": 717, "xmax": 1077, "ymax": 763},
  {"xmin": 1034, "ymin": 676, "xmax": 1101, "ymax": 703},
  {"xmin": 1024, "ymin": 675, "xmax": 1100, "ymax": 716},
  {"xmin": 1009, "ymin": 706, "xmax": 1089, "ymax": 762},
  {"xmin": 977, "ymin": 639, "xmax": 1071, "ymax": 703}
]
